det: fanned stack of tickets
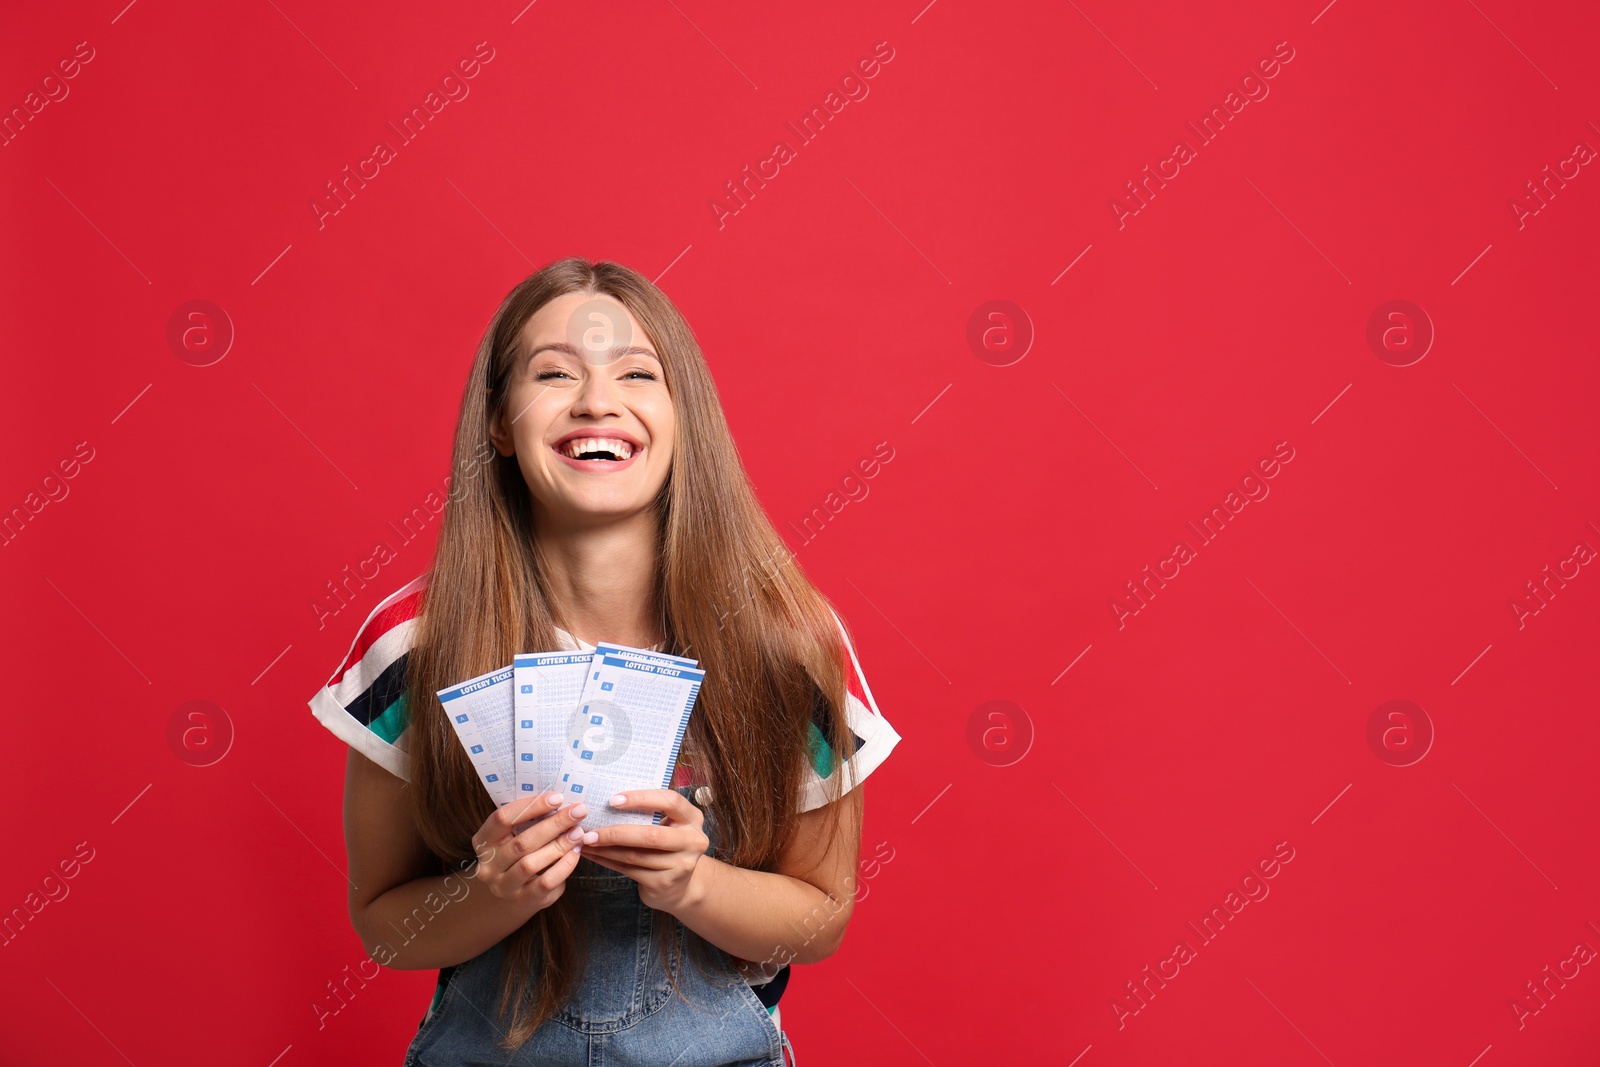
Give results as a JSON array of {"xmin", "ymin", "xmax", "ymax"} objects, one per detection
[{"xmin": 436, "ymin": 644, "xmax": 703, "ymax": 829}]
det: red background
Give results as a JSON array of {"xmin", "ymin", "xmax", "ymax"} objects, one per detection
[{"xmin": 3, "ymin": 1, "xmax": 1598, "ymax": 1064}]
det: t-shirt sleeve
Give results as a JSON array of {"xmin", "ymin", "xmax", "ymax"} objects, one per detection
[
  {"xmin": 796, "ymin": 607, "xmax": 903, "ymax": 813},
  {"xmin": 306, "ymin": 576, "xmax": 427, "ymax": 781}
]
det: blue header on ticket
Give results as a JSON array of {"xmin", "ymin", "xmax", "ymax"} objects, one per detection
[
  {"xmin": 595, "ymin": 643, "xmax": 700, "ymax": 670},
  {"xmin": 514, "ymin": 651, "xmax": 592, "ymax": 668},
  {"xmin": 437, "ymin": 664, "xmax": 513, "ymax": 702},
  {"xmin": 598, "ymin": 654, "xmax": 706, "ymax": 681}
]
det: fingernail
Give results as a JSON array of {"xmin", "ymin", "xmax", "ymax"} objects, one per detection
[
  {"xmin": 571, "ymin": 803, "xmax": 588, "ymax": 818},
  {"xmin": 567, "ymin": 826, "xmax": 583, "ymax": 841},
  {"xmin": 573, "ymin": 843, "xmax": 583, "ymax": 853},
  {"xmin": 547, "ymin": 793, "xmax": 563, "ymax": 805},
  {"xmin": 610, "ymin": 794, "xmax": 627, "ymax": 805},
  {"xmin": 583, "ymin": 831, "xmax": 599, "ymax": 844}
]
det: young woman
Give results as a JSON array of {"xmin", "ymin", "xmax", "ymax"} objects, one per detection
[{"xmin": 307, "ymin": 258, "xmax": 902, "ymax": 1066}]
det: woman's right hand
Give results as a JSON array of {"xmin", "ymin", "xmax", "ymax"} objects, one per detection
[{"xmin": 470, "ymin": 793, "xmax": 593, "ymax": 914}]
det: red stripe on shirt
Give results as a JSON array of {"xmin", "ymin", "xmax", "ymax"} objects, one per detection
[
  {"xmin": 335, "ymin": 584, "xmax": 425, "ymax": 682},
  {"xmin": 835, "ymin": 619, "xmax": 882, "ymax": 719},
  {"xmin": 844, "ymin": 652, "xmax": 870, "ymax": 709}
]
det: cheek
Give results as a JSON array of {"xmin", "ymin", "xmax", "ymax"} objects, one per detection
[
  {"xmin": 510, "ymin": 392, "xmax": 563, "ymax": 453},
  {"xmin": 646, "ymin": 396, "xmax": 677, "ymax": 460}
]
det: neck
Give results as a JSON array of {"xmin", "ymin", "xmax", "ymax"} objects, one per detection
[{"xmin": 533, "ymin": 506, "xmax": 663, "ymax": 649}]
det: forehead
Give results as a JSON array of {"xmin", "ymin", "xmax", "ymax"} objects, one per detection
[{"xmin": 520, "ymin": 292, "xmax": 657, "ymax": 361}]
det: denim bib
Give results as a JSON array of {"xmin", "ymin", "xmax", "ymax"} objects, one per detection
[{"xmin": 402, "ymin": 787, "xmax": 786, "ymax": 1066}]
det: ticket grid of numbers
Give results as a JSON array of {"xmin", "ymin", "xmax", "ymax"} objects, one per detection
[{"xmin": 437, "ymin": 644, "xmax": 702, "ymax": 828}]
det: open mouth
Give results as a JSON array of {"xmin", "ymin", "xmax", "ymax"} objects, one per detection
[{"xmin": 556, "ymin": 437, "xmax": 637, "ymax": 463}]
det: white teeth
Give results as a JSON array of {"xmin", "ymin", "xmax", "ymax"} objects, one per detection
[{"xmin": 561, "ymin": 437, "xmax": 634, "ymax": 460}]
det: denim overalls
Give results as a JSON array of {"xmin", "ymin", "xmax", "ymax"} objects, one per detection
[{"xmin": 402, "ymin": 787, "xmax": 793, "ymax": 1066}]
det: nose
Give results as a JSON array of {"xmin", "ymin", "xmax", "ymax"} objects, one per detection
[{"xmin": 568, "ymin": 363, "xmax": 624, "ymax": 419}]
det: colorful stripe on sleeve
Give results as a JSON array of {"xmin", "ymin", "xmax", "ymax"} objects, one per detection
[
  {"xmin": 797, "ymin": 608, "xmax": 902, "ymax": 813},
  {"xmin": 307, "ymin": 575, "xmax": 427, "ymax": 781}
]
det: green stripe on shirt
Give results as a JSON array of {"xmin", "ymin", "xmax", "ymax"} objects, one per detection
[
  {"xmin": 369, "ymin": 693, "xmax": 409, "ymax": 744},
  {"xmin": 807, "ymin": 721, "xmax": 835, "ymax": 778}
]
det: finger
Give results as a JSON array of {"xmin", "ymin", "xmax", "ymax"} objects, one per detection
[
  {"xmin": 574, "ymin": 849, "xmax": 643, "ymax": 878},
  {"xmin": 474, "ymin": 792, "xmax": 563, "ymax": 859},
  {"xmin": 575, "ymin": 849, "xmax": 615, "ymax": 871},
  {"xmin": 588, "ymin": 822, "xmax": 679, "ymax": 851},
  {"xmin": 477, "ymin": 797, "xmax": 558, "ymax": 871},
  {"xmin": 492, "ymin": 800, "xmax": 588, "ymax": 876},
  {"xmin": 525, "ymin": 837, "xmax": 585, "ymax": 895},
  {"xmin": 578, "ymin": 844, "xmax": 675, "ymax": 869},
  {"xmin": 509, "ymin": 819, "xmax": 587, "ymax": 887},
  {"xmin": 660, "ymin": 789, "xmax": 703, "ymax": 827},
  {"xmin": 609, "ymin": 789, "xmax": 698, "ymax": 826}
]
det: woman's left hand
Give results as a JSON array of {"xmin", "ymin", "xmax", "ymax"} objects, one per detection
[{"xmin": 579, "ymin": 789, "xmax": 711, "ymax": 915}]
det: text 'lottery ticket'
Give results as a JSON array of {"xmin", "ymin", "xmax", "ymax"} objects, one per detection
[
  {"xmin": 437, "ymin": 643, "xmax": 702, "ymax": 830},
  {"xmin": 436, "ymin": 665, "xmax": 517, "ymax": 806},
  {"xmin": 512, "ymin": 650, "xmax": 591, "ymax": 800},
  {"xmin": 554, "ymin": 646, "xmax": 705, "ymax": 829}
]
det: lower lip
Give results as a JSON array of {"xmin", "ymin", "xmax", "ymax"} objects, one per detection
[{"xmin": 552, "ymin": 445, "xmax": 643, "ymax": 473}]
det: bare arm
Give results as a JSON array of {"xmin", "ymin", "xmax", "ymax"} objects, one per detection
[
  {"xmin": 676, "ymin": 785, "xmax": 864, "ymax": 967},
  {"xmin": 342, "ymin": 747, "xmax": 587, "ymax": 970}
]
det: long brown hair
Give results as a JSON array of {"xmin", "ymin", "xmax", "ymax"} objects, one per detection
[{"xmin": 404, "ymin": 257, "xmax": 862, "ymax": 1049}]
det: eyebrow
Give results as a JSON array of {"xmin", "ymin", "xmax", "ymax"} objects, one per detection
[{"xmin": 526, "ymin": 341, "xmax": 662, "ymax": 363}]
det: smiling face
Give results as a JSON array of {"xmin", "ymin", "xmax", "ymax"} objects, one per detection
[{"xmin": 488, "ymin": 291, "xmax": 675, "ymax": 528}]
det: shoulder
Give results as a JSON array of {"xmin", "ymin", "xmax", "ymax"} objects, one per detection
[
  {"xmin": 306, "ymin": 574, "xmax": 429, "ymax": 780},
  {"xmin": 796, "ymin": 607, "xmax": 903, "ymax": 813}
]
